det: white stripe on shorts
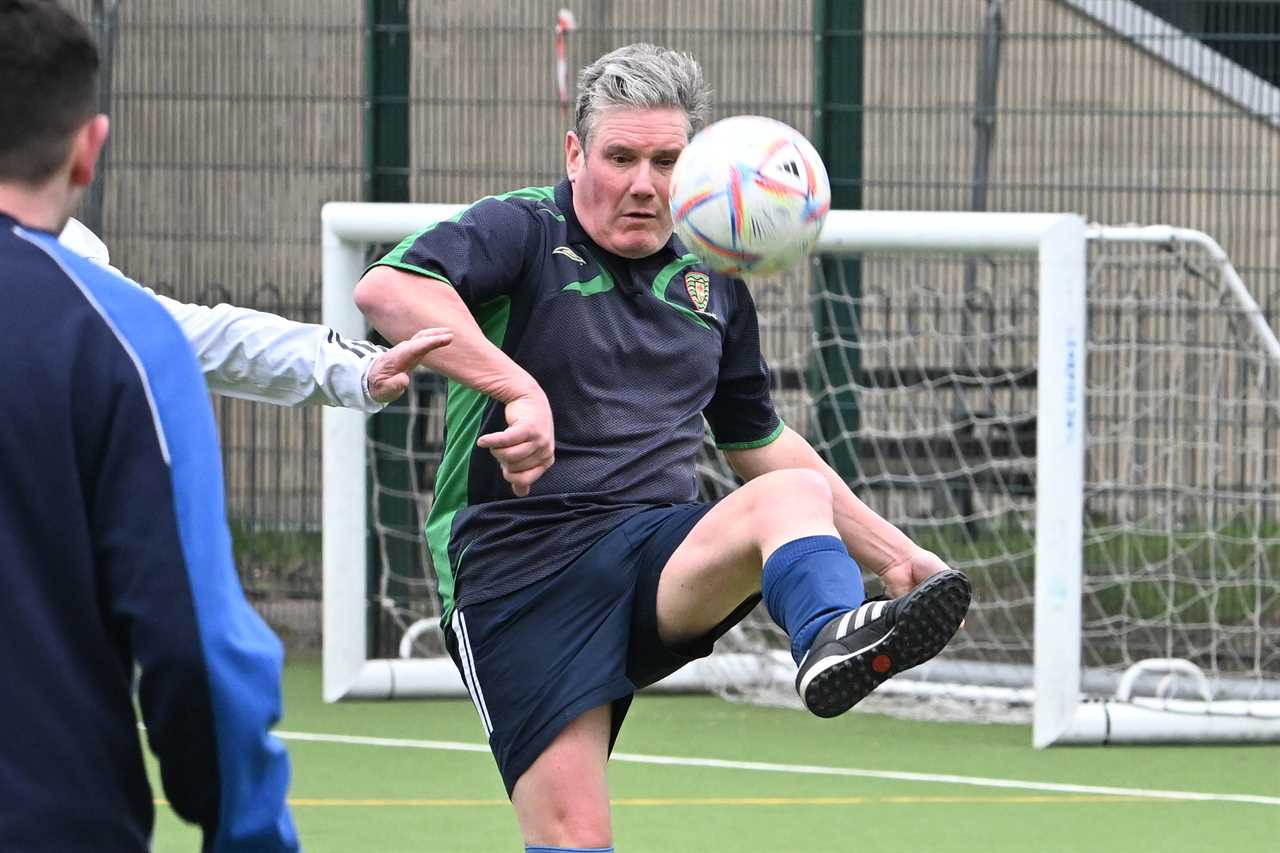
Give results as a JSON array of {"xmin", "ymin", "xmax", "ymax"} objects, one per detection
[{"xmin": 453, "ymin": 611, "xmax": 493, "ymax": 735}]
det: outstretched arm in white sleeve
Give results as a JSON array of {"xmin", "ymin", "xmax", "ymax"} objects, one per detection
[
  {"xmin": 148, "ymin": 294, "xmax": 450, "ymax": 411},
  {"xmin": 59, "ymin": 218, "xmax": 449, "ymax": 410}
]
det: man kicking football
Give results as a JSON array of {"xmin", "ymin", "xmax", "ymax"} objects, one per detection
[{"xmin": 354, "ymin": 41, "xmax": 971, "ymax": 852}]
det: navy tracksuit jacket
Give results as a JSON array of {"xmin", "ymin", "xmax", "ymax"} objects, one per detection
[{"xmin": 0, "ymin": 213, "xmax": 297, "ymax": 852}]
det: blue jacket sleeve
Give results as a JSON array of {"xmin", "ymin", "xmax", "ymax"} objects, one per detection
[{"xmin": 64, "ymin": 246, "xmax": 299, "ymax": 853}]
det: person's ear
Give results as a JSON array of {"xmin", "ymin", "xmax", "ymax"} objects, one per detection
[
  {"xmin": 68, "ymin": 114, "xmax": 109, "ymax": 188},
  {"xmin": 565, "ymin": 130, "xmax": 584, "ymax": 183}
]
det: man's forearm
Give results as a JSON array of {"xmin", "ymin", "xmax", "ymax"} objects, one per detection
[
  {"xmin": 828, "ymin": 486, "xmax": 919, "ymax": 576},
  {"xmin": 355, "ymin": 266, "xmax": 538, "ymax": 403}
]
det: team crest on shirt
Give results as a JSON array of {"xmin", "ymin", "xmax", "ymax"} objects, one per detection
[{"xmin": 684, "ymin": 272, "xmax": 710, "ymax": 312}]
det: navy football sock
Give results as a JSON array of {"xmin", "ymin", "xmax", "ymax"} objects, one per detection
[{"xmin": 761, "ymin": 534, "xmax": 866, "ymax": 664}]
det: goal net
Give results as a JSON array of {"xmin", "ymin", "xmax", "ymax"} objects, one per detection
[{"xmin": 321, "ymin": 206, "xmax": 1280, "ymax": 745}]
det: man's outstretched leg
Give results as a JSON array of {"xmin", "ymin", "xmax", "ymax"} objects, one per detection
[{"xmin": 653, "ymin": 467, "xmax": 971, "ymax": 717}]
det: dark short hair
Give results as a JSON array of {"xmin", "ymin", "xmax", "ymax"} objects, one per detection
[{"xmin": 0, "ymin": 0, "xmax": 100, "ymax": 184}]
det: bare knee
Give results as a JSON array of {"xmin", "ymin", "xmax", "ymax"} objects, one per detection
[
  {"xmin": 746, "ymin": 468, "xmax": 833, "ymax": 516},
  {"xmin": 514, "ymin": 776, "xmax": 612, "ymax": 847},
  {"xmin": 737, "ymin": 468, "xmax": 836, "ymax": 555},
  {"xmin": 522, "ymin": 801, "xmax": 612, "ymax": 849}
]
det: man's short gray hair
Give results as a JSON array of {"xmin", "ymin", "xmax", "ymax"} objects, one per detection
[{"xmin": 574, "ymin": 43, "xmax": 711, "ymax": 149}]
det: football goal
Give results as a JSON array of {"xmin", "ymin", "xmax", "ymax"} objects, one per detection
[{"xmin": 321, "ymin": 203, "xmax": 1280, "ymax": 746}]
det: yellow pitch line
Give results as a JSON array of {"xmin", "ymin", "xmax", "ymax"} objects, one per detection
[{"xmin": 155, "ymin": 794, "xmax": 1160, "ymax": 808}]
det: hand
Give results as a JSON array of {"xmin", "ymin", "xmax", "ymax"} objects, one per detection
[
  {"xmin": 366, "ymin": 327, "xmax": 454, "ymax": 404},
  {"xmin": 876, "ymin": 548, "xmax": 954, "ymax": 599},
  {"xmin": 475, "ymin": 391, "xmax": 555, "ymax": 497}
]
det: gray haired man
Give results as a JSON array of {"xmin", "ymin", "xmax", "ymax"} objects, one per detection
[{"xmin": 355, "ymin": 42, "xmax": 971, "ymax": 851}]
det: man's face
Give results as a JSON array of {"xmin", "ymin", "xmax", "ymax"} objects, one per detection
[{"xmin": 565, "ymin": 106, "xmax": 688, "ymax": 258}]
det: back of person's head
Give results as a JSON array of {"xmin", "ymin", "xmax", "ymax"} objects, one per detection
[
  {"xmin": 0, "ymin": 0, "xmax": 99, "ymax": 186},
  {"xmin": 574, "ymin": 43, "xmax": 710, "ymax": 150}
]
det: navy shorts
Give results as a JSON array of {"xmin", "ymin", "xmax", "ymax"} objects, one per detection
[{"xmin": 444, "ymin": 502, "xmax": 760, "ymax": 795}]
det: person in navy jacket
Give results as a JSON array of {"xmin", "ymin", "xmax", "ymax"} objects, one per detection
[{"xmin": 0, "ymin": 2, "xmax": 298, "ymax": 850}]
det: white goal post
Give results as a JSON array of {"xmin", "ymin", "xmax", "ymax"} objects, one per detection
[{"xmin": 321, "ymin": 202, "xmax": 1280, "ymax": 746}]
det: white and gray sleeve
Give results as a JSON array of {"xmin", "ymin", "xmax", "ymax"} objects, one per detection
[
  {"xmin": 57, "ymin": 218, "xmax": 386, "ymax": 412},
  {"xmin": 150, "ymin": 292, "xmax": 387, "ymax": 412}
]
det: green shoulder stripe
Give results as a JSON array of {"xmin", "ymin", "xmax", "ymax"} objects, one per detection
[
  {"xmin": 371, "ymin": 262, "xmax": 451, "ymax": 285},
  {"xmin": 562, "ymin": 269, "xmax": 614, "ymax": 296},
  {"xmin": 370, "ymin": 185, "xmax": 558, "ymax": 279}
]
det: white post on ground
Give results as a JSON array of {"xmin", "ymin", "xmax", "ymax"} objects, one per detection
[
  {"xmin": 1030, "ymin": 216, "xmax": 1088, "ymax": 748},
  {"xmin": 320, "ymin": 210, "xmax": 373, "ymax": 703},
  {"xmin": 321, "ymin": 203, "xmax": 466, "ymax": 702}
]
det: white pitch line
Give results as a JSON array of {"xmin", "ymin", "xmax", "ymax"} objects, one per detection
[
  {"xmin": 278, "ymin": 731, "xmax": 491, "ymax": 754},
  {"xmin": 274, "ymin": 730, "xmax": 1280, "ymax": 808}
]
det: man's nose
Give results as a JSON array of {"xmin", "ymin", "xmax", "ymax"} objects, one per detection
[{"xmin": 630, "ymin": 161, "xmax": 657, "ymax": 197}]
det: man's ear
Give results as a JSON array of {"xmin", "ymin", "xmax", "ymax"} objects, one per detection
[
  {"xmin": 565, "ymin": 130, "xmax": 584, "ymax": 184},
  {"xmin": 68, "ymin": 114, "xmax": 109, "ymax": 188}
]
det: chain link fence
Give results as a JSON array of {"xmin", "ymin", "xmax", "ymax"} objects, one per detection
[{"xmin": 72, "ymin": 0, "xmax": 1279, "ymax": 648}]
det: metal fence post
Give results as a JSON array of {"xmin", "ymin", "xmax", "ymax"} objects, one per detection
[
  {"xmin": 812, "ymin": 0, "xmax": 864, "ymax": 480},
  {"xmin": 82, "ymin": 0, "xmax": 119, "ymax": 235},
  {"xmin": 365, "ymin": 0, "xmax": 414, "ymax": 657}
]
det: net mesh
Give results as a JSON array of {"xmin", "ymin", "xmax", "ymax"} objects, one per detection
[{"xmin": 366, "ymin": 236, "xmax": 1280, "ymax": 720}]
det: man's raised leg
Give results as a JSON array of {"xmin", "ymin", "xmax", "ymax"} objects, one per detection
[{"xmin": 654, "ymin": 467, "xmax": 969, "ymax": 716}]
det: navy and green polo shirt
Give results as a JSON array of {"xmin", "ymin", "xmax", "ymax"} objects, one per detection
[{"xmin": 371, "ymin": 179, "xmax": 783, "ymax": 623}]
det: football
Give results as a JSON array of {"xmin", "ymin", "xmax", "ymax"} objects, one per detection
[{"xmin": 669, "ymin": 115, "xmax": 831, "ymax": 277}]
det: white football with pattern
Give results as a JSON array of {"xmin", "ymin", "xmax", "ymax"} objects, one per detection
[{"xmin": 669, "ymin": 115, "xmax": 831, "ymax": 277}]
